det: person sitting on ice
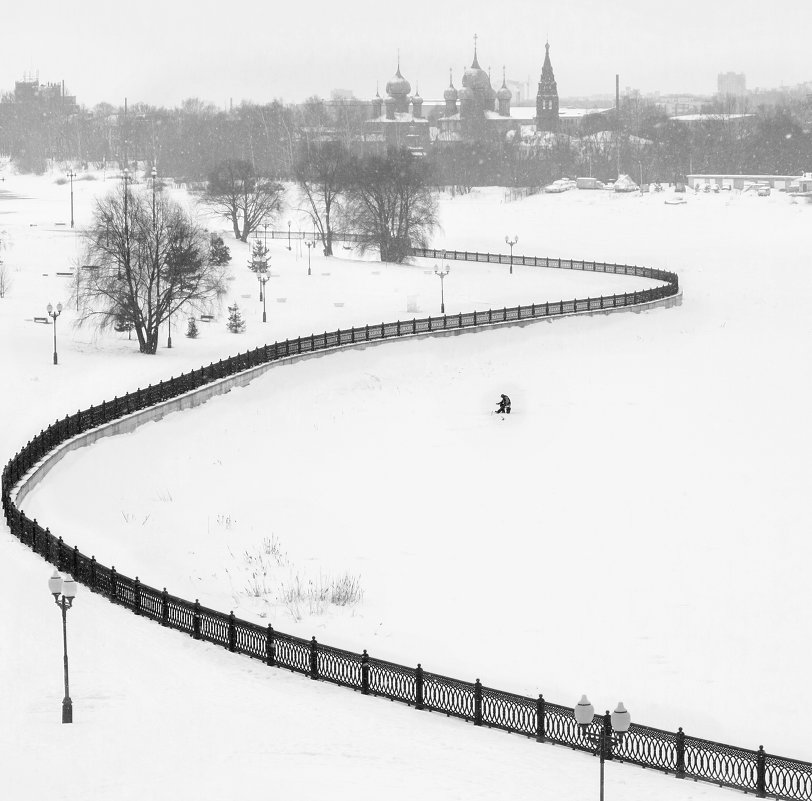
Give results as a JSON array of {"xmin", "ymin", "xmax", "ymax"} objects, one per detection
[{"xmin": 495, "ymin": 394, "xmax": 512, "ymax": 414}]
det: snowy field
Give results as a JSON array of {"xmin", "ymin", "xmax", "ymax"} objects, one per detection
[{"xmin": 2, "ymin": 167, "xmax": 810, "ymax": 798}]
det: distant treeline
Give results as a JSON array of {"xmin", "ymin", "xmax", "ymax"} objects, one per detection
[{"xmin": 1, "ymin": 92, "xmax": 810, "ymax": 185}]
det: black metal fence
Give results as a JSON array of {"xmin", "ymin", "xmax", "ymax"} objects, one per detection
[{"xmin": 6, "ymin": 248, "xmax": 809, "ymax": 799}]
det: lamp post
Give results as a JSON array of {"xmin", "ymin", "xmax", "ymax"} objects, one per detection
[
  {"xmin": 66, "ymin": 170, "xmax": 76, "ymax": 228},
  {"xmin": 505, "ymin": 234, "xmax": 518, "ymax": 275},
  {"xmin": 574, "ymin": 695, "xmax": 632, "ymax": 801},
  {"xmin": 46, "ymin": 302, "xmax": 63, "ymax": 365},
  {"xmin": 48, "ymin": 570, "xmax": 78, "ymax": 723},
  {"xmin": 305, "ymin": 240, "xmax": 315, "ymax": 276},
  {"xmin": 259, "ymin": 273, "xmax": 269, "ymax": 322},
  {"xmin": 434, "ymin": 263, "xmax": 450, "ymax": 314},
  {"xmin": 257, "ymin": 269, "xmax": 266, "ymax": 302},
  {"xmin": 287, "ymin": 220, "xmax": 291, "ymax": 250},
  {"xmin": 264, "ymin": 221, "xmax": 270, "ymax": 250}
]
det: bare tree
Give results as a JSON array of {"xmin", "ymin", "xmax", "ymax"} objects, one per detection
[
  {"xmin": 75, "ymin": 184, "xmax": 227, "ymax": 354},
  {"xmin": 295, "ymin": 141, "xmax": 351, "ymax": 256},
  {"xmin": 205, "ymin": 159, "xmax": 284, "ymax": 242},
  {"xmin": 343, "ymin": 149, "xmax": 439, "ymax": 263}
]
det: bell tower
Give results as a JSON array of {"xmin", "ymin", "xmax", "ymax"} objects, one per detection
[{"xmin": 535, "ymin": 41, "xmax": 559, "ymax": 132}]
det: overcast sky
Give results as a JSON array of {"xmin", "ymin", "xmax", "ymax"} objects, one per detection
[{"xmin": 3, "ymin": 1, "xmax": 810, "ymax": 108}]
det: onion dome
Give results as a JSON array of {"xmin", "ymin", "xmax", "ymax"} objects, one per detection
[
  {"xmin": 458, "ymin": 85, "xmax": 474, "ymax": 102},
  {"xmin": 462, "ymin": 46, "xmax": 490, "ymax": 92},
  {"xmin": 386, "ymin": 64, "xmax": 411, "ymax": 97}
]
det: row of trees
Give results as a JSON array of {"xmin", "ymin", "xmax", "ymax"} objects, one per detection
[
  {"xmin": 207, "ymin": 145, "xmax": 438, "ymax": 261},
  {"xmin": 74, "ymin": 146, "xmax": 437, "ymax": 355}
]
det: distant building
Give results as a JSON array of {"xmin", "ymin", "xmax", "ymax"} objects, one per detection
[
  {"xmin": 671, "ymin": 113, "xmax": 754, "ymax": 127},
  {"xmin": 686, "ymin": 173, "xmax": 800, "ymax": 191},
  {"xmin": 435, "ymin": 44, "xmax": 517, "ymax": 146},
  {"xmin": 11, "ymin": 72, "xmax": 76, "ymax": 110},
  {"xmin": 362, "ymin": 63, "xmax": 430, "ymax": 154},
  {"xmin": 535, "ymin": 43, "xmax": 559, "ymax": 132},
  {"xmin": 717, "ymin": 72, "xmax": 746, "ymax": 96}
]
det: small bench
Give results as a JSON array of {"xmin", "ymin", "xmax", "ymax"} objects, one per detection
[
  {"xmin": 56, "ymin": 272, "xmax": 74, "ymax": 277},
  {"xmin": 33, "ymin": 317, "xmax": 50, "ymax": 324},
  {"xmin": 199, "ymin": 314, "xmax": 214, "ymax": 323}
]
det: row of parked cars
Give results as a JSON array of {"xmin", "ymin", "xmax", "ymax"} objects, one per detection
[{"xmin": 543, "ymin": 175, "xmax": 641, "ymax": 193}]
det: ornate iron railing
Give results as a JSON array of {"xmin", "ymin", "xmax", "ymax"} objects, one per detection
[{"xmin": 10, "ymin": 249, "xmax": 808, "ymax": 799}]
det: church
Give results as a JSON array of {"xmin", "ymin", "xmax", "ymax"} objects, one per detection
[{"xmin": 362, "ymin": 39, "xmax": 564, "ymax": 152}]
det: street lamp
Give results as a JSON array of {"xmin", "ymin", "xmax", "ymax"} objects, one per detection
[
  {"xmin": 574, "ymin": 695, "xmax": 632, "ymax": 801},
  {"xmin": 259, "ymin": 273, "xmax": 269, "ymax": 322},
  {"xmin": 46, "ymin": 302, "xmax": 63, "ymax": 365},
  {"xmin": 434, "ymin": 263, "xmax": 450, "ymax": 314},
  {"xmin": 305, "ymin": 240, "xmax": 315, "ymax": 276},
  {"xmin": 66, "ymin": 170, "xmax": 76, "ymax": 228},
  {"xmin": 48, "ymin": 570, "xmax": 78, "ymax": 723},
  {"xmin": 264, "ymin": 221, "xmax": 270, "ymax": 250},
  {"xmin": 505, "ymin": 235, "xmax": 518, "ymax": 275},
  {"xmin": 257, "ymin": 269, "xmax": 266, "ymax": 302},
  {"xmin": 287, "ymin": 220, "xmax": 291, "ymax": 250}
]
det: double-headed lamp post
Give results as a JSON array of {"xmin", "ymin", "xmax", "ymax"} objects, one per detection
[
  {"xmin": 287, "ymin": 220, "xmax": 292, "ymax": 250},
  {"xmin": 47, "ymin": 302, "xmax": 63, "ymax": 365},
  {"xmin": 434, "ymin": 263, "xmax": 450, "ymax": 314},
  {"xmin": 505, "ymin": 234, "xmax": 518, "ymax": 275},
  {"xmin": 304, "ymin": 240, "xmax": 315, "ymax": 275},
  {"xmin": 66, "ymin": 170, "xmax": 76, "ymax": 228},
  {"xmin": 48, "ymin": 570, "xmax": 78, "ymax": 723},
  {"xmin": 574, "ymin": 695, "xmax": 632, "ymax": 801},
  {"xmin": 259, "ymin": 273, "xmax": 269, "ymax": 322}
]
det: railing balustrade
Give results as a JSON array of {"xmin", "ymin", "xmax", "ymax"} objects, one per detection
[{"xmin": 8, "ymin": 248, "xmax": 808, "ymax": 799}]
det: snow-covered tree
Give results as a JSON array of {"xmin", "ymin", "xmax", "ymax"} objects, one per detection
[
  {"xmin": 186, "ymin": 316, "xmax": 199, "ymax": 338},
  {"xmin": 209, "ymin": 233, "xmax": 231, "ymax": 266},
  {"xmin": 227, "ymin": 302, "xmax": 246, "ymax": 333},
  {"xmin": 248, "ymin": 239, "xmax": 270, "ymax": 273}
]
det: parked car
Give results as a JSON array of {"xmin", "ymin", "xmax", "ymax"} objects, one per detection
[{"xmin": 757, "ymin": 186, "xmax": 771, "ymax": 197}]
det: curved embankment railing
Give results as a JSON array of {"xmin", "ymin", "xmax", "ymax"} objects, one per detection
[{"xmin": 4, "ymin": 249, "xmax": 809, "ymax": 798}]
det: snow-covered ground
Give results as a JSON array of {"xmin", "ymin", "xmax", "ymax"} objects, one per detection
[{"xmin": 2, "ymin": 168, "xmax": 810, "ymax": 798}]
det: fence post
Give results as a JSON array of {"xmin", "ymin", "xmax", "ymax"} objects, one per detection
[
  {"xmin": 361, "ymin": 649, "xmax": 370, "ymax": 695},
  {"xmin": 266, "ymin": 624, "xmax": 276, "ymax": 666},
  {"xmin": 474, "ymin": 678, "xmax": 483, "ymax": 726},
  {"xmin": 415, "ymin": 664, "xmax": 425, "ymax": 709},
  {"xmin": 89, "ymin": 556, "xmax": 96, "ymax": 590},
  {"xmin": 109, "ymin": 566, "xmax": 117, "ymax": 603},
  {"xmin": 675, "ymin": 727, "xmax": 685, "ymax": 778},
  {"xmin": 193, "ymin": 599, "xmax": 201, "ymax": 639},
  {"xmin": 536, "ymin": 694, "xmax": 546, "ymax": 742},
  {"xmin": 310, "ymin": 636, "xmax": 319, "ymax": 679},
  {"xmin": 228, "ymin": 611, "xmax": 236, "ymax": 652},
  {"xmin": 365, "ymin": 324, "xmax": 369, "ymax": 341},
  {"xmin": 161, "ymin": 588, "xmax": 169, "ymax": 625},
  {"xmin": 757, "ymin": 746, "xmax": 766, "ymax": 798},
  {"xmin": 412, "ymin": 319, "xmax": 416, "ymax": 334},
  {"xmin": 30, "ymin": 518, "xmax": 37, "ymax": 553},
  {"xmin": 57, "ymin": 535, "xmax": 64, "ymax": 570},
  {"xmin": 134, "ymin": 576, "xmax": 141, "ymax": 615}
]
